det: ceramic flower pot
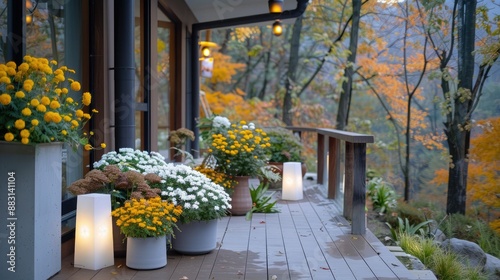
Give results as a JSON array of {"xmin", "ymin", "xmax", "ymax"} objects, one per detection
[
  {"xmin": 230, "ymin": 176, "xmax": 253, "ymax": 215},
  {"xmin": 172, "ymin": 219, "xmax": 218, "ymax": 255},
  {"xmin": 126, "ymin": 236, "xmax": 167, "ymax": 270}
]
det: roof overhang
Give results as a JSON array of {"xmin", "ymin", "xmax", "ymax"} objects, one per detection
[
  {"xmin": 186, "ymin": 0, "xmax": 309, "ymax": 30},
  {"xmin": 185, "ymin": 0, "xmax": 301, "ymax": 23}
]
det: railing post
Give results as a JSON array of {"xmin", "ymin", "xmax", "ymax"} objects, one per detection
[
  {"xmin": 317, "ymin": 133, "xmax": 325, "ymax": 184},
  {"xmin": 343, "ymin": 142, "xmax": 354, "ymax": 219},
  {"xmin": 352, "ymin": 143, "xmax": 367, "ymax": 235},
  {"xmin": 328, "ymin": 138, "xmax": 340, "ymax": 199}
]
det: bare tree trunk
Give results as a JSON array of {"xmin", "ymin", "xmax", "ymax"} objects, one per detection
[
  {"xmin": 283, "ymin": 15, "xmax": 303, "ymax": 126},
  {"xmin": 446, "ymin": 0, "xmax": 476, "ymax": 214},
  {"xmin": 336, "ymin": 0, "xmax": 361, "ymax": 130}
]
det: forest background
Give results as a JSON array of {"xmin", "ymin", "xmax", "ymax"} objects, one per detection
[{"xmin": 198, "ymin": 0, "xmax": 499, "ymax": 233}]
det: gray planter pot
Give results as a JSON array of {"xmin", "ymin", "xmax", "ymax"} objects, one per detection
[
  {"xmin": 0, "ymin": 142, "xmax": 62, "ymax": 279},
  {"xmin": 126, "ymin": 236, "xmax": 167, "ymax": 270},
  {"xmin": 172, "ymin": 219, "xmax": 218, "ymax": 255}
]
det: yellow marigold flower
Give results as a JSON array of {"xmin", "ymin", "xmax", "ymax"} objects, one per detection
[
  {"xmin": 6, "ymin": 85, "xmax": 14, "ymax": 90},
  {"xmin": 31, "ymin": 119, "xmax": 39, "ymax": 126},
  {"xmin": 49, "ymin": 100, "xmax": 60, "ymax": 109},
  {"xmin": 0, "ymin": 93, "xmax": 11, "ymax": 105},
  {"xmin": 36, "ymin": 104, "xmax": 47, "ymax": 112},
  {"xmin": 61, "ymin": 130, "xmax": 67, "ymax": 136},
  {"xmin": 70, "ymin": 81, "xmax": 81, "ymax": 91},
  {"xmin": 6, "ymin": 68, "xmax": 16, "ymax": 76},
  {"xmin": 100, "ymin": 143, "xmax": 106, "ymax": 148},
  {"xmin": 30, "ymin": 99, "xmax": 39, "ymax": 107},
  {"xmin": 44, "ymin": 112, "xmax": 52, "ymax": 122},
  {"xmin": 83, "ymin": 113, "xmax": 91, "ymax": 119},
  {"xmin": 52, "ymin": 113, "xmax": 62, "ymax": 123},
  {"xmin": 82, "ymin": 92, "xmax": 91, "ymax": 106},
  {"xmin": 139, "ymin": 222, "xmax": 146, "ymax": 228},
  {"xmin": 76, "ymin": 109, "xmax": 84, "ymax": 118},
  {"xmin": 15, "ymin": 91, "xmax": 25, "ymax": 98},
  {"xmin": 20, "ymin": 129, "xmax": 29, "ymax": 138},
  {"xmin": 6, "ymin": 61, "xmax": 16, "ymax": 68},
  {"xmin": 0, "ymin": 76, "xmax": 11, "ymax": 84},
  {"xmin": 40, "ymin": 96, "xmax": 50, "ymax": 105},
  {"xmin": 84, "ymin": 144, "xmax": 92, "ymax": 151},
  {"xmin": 21, "ymin": 107, "xmax": 31, "ymax": 116},
  {"xmin": 55, "ymin": 74, "xmax": 65, "ymax": 82},
  {"xmin": 63, "ymin": 115, "xmax": 71, "ymax": 122},
  {"xmin": 4, "ymin": 132, "xmax": 14, "ymax": 142},
  {"xmin": 18, "ymin": 62, "xmax": 29, "ymax": 72},
  {"xmin": 62, "ymin": 88, "xmax": 68, "ymax": 94},
  {"xmin": 14, "ymin": 119, "xmax": 25, "ymax": 130},
  {"xmin": 23, "ymin": 80, "xmax": 33, "ymax": 92},
  {"xmin": 54, "ymin": 88, "xmax": 62, "ymax": 95},
  {"xmin": 50, "ymin": 60, "xmax": 57, "ymax": 65},
  {"xmin": 21, "ymin": 138, "xmax": 29, "ymax": 145},
  {"xmin": 66, "ymin": 97, "xmax": 74, "ymax": 103}
]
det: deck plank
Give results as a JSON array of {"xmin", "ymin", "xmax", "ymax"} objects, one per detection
[{"xmin": 53, "ymin": 179, "xmax": 417, "ymax": 280}]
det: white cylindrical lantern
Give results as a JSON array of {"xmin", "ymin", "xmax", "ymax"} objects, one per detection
[
  {"xmin": 74, "ymin": 194, "xmax": 114, "ymax": 270},
  {"xmin": 282, "ymin": 162, "xmax": 304, "ymax": 200}
]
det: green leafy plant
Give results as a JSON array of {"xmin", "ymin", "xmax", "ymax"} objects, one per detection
[
  {"xmin": 386, "ymin": 217, "xmax": 433, "ymax": 242},
  {"xmin": 245, "ymin": 182, "xmax": 280, "ymax": 220},
  {"xmin": 264, "ymin": 127, "xmax": 303, "ymax": 162},
  {"xmin": 367, "ymin": 177, "xmax": 397, "ymax": 214}
]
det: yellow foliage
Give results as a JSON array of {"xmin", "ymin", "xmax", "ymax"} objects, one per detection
[{"xmin": 208, "ymin": 52, "xmax": 246, "ymax": 84}]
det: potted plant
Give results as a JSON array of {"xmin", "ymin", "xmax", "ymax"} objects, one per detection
[
  {"xmin": 93, "ymin": 148, "xmax": 232, "ymax": 255},
  {"xmin": 264, "ymin": 127, "xmax": 306, "ymax": 184},
  {"xmin": 0, "ymin": 56, "xmax": 103, "ymax": 279},
  {"xmin": 158, "ymin": 163, "xmax": 232, "ymax": 254},
  {"xmin": 111, "ymin": 197, "xmax": 182, "ymax": 269},
  {"xmin": 198, "ymin": 115, "xmax": 277, "ymax": 215}
]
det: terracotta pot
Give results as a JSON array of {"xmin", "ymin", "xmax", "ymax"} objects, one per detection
[{"xmin": 230, "ymin": 176, "xmax": 253, "ymax": 215}]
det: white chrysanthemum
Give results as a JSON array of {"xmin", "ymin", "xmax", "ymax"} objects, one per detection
[{"xmin": 213, "ymin": 116, "xmax": 231, "ymax": 128}]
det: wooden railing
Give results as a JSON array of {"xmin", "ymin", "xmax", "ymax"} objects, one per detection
[{"xmin": 287, "ymin": 127, "xmax": 374, "ymax": 235}]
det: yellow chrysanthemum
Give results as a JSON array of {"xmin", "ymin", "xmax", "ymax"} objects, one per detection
[
  {"xmin": 0, "ymin": 76, "xmax": 11, "ymax": 84},
  {"xmin": 100, "ymin": 143, "xmax": 106, "ymax": 148},
  {"xmin": 18, "ymin": 62, "xmax": 29, "ymax": 72},
  {"xmin": 21, "ymin": 137, "xmax": 29, "ymax": 145},
  {"xmin": 15, "ymin": 91, "xmax": 25, "ymax": 98},
  {"xmin": 31, "ymin": 119, "xmax": 39, "ymax": 126},
  {"xmin": 84, "ymin": 144, "xmax": 92, "ymax": 151},
  {"xmin": 66, "ymin": 97, "xmax": 74, "ymax": 104},
  {"xmin": 82, "ymin": 92, "xmax": 91, "ymax": 106},
  {"xmin": 76, "ymin": 109, "xmax": 84, "ymax": 118},
  {"xmin": 61, "ymin": 130, "xmax": 67, "ymax": 136},
  {"xmin": 36, "ymin": 104, "xmax": 47, "ymax": 112},
  {"xmin": 0, "ymin": 93, "xmax": 11, "ymax": 105},
  {"xmin": 70, "ymin": 81, "xmax": 81, "ymax": 91},
  {"xmin": 40, "ymin": 96, "xmax": 50, "ymax": 106},
  {"xmin": 50, "ymin": 100, "xmax": 60, "ymax": 109},
  {"xmin": 30, "ymin": 99, "xmax": 40, "ymax": 107},
  {"xmin": 14, "ymin": 119, "xmax": 25, "ymax": 130},
  {"xmin": 61, "ymin": 88, "xmax": 68, "ymax": 94},
  {"xmin": 4, "ymin": 132, "xmax": 14, "ymax": 142},
  {"xmin": 20, "ymin": 129, "xmax": 29, "ymax": 138},
  {"xmin": 63, "ymin": 115, "xmax": 71, "ymax": 122},
  {"xmin": 21, "ymin": 107, "xmax": 31, "ymax": 116}
]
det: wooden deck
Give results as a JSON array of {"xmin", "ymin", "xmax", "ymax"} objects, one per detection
[{"xmin": 51, "ymin": 179, "xmax": 417, "ymax": 280}]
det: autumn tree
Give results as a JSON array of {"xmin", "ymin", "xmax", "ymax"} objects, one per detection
[{"xmin": 421, "ymin": 0, "xmax": 500, "ymax": 214}]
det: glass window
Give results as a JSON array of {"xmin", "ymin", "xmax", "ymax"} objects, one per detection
[{"xmin": 0, "ymin": 0, "xmax": 83, "ymax": 236}]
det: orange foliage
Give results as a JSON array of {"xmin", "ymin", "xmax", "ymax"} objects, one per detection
[
  {"xmin": 208, "ymin": 53, "xmax": 246, "ymax": 84},
  {"xmin": 468, "ymin": 117, "xmax": 500, "ymax": 211}
]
